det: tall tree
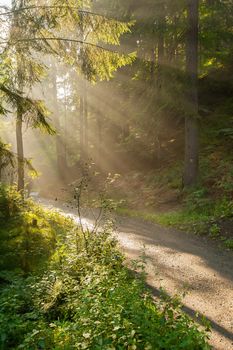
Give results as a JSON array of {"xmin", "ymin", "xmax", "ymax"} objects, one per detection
[
  {"xmin": 1, "ymin": 0, "xmax": 133, "ymax": 187},
  {"xmin": 6, "ymin": 0, "xmax": 55, "ymax": 190},
  {"xmin": 183, "ymin": 0, "xmax": 199, "ymax": 187},
  {"xmin": 50, "ymin": 62, "xmax": 67, "ymax": 176},
  {"xmin": 14, "ymin": 0, "xmax": 24, "ymax": 190}
]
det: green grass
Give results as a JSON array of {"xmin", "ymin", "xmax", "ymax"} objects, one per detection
[
  {"xmin": 0, "ymin": 185, "xmax": 211, "ymax": 349},
  {"xmin": 117, "ymin": 195, "xmax": 233, "ymax": 250},
  {"xmin": 115, "ymin": 105, "xmax": 233, "ymax": 242},
  {"xmin": 223, "ymin": 239, "xmax": 233, "ymax": 250},
  {"xmin": 117, "ymin": 207, "xmax": 211, "ymax": 233}
]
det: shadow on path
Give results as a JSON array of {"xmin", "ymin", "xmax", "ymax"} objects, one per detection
[
  {"xmin": 147, "ymin": 283, "xmax": 233, "ymax": 345},
  {"xmin": 116, "ymin": 216, "xmax": 233, "ymax": 283}
]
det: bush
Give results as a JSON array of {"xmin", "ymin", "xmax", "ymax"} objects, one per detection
[
  {"xmin": 0, "ymin": 185, "xmax": 24, "ymax": 220},
  {"xmin": 0, "ymin": 185, "xmax": 210, "ymax": 349},
  {"xmin": 0, "ymin": 185, "xmax": 69, "ymax": 273}
]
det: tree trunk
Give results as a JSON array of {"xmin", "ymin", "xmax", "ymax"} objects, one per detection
[
  {"xmin": 79, "ymin": 0, "xmax": 85, "ymax": 163},
  {"xmin": 154, "ymin": 3, "xmax": 165, "ymax": 163},
  {"xmin": 16, "ymin": 108, "xmax": 24, "ymax": 191},
  {"xmin": 56, "ymin": 135, "xmax": 67, "ymax": 176},
  {"xmin": 79, "ymin": 95, "xmax": 84, "ymax": 161},
  {"xmin": 0, "ymin": 155, "xmax": 2, "ymax": 181},
  {"xmin": 84, "ymin": 83, "xmax": 88, "ymax": 157},
  {"xmin": 13, "ymin": 0, "xmax": 25, "ymax": 192},
  {"xmin": 62, "ymin": 79, "xmax": 68, "ymax": 169},
  {"xmin": 97, "ymin": 115, "xmax": 103, "ymax": 166},
  {"xmin": 51, "ymin": 65, "xmax": 67, "ymax": 176},
  {"xmin": 183, "ymin": 0, "xmax": 199, "ymax": 187},
  {"xmin": 157, "ymin": 4, "xmax": 165, "ymax": 90}
]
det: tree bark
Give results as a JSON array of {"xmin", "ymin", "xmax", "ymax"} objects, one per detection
[
  {"xmin": 183, "ymin": 0, "xmax": 199, "ymax": 187},
  {"xmin": 16, "ymin": 107, "xmax": 24, "ymax": 191},
  {"xmin": 79, "ymin": 95, "xmax": 84, "ymax": 161},
  {"xmin": 0, "ymin": 155, "xmax": 2, "ymax": 181},
  {"xmin": 50, "ymin": 64, "xmax": 67, "ymax": 176},
  {"xmin": 97, "ymin": 115, "xmax": 103, "ymax": 166},
  {"xmin": 13, "ymin": 0, "xmax": 25, "ymax": 191},
  {"xmin": 154, "ymin": 3, "xmax": 165, "ymax": 163},
  {"xmin": 79, "ymin": 0, "xmax": 86, "ymax": 163},
  {"xmin": 84, "ymin": 83, "xmax": 88, "ymax": 157},
  {"xmin": 157, "ymin": 3, "xmax": 165, "ymax": 91}
]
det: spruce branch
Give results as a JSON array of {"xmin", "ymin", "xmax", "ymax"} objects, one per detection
[
  {"xmin": 0, "ymin": 6, "xmax": 117, "ymax": 21},
  {"xmin": 0, "ymin": 37, "xmax": 126, "ymax": 54}
]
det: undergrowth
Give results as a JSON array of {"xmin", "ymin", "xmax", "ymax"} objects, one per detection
[
  {"xmin": 0, "ymin": 184, "xmax": 211, "ymax": 349},
  {"xmin": 115, "ymin": 132, "xmax": 233, "ymax": 248},
  {"xmin": 113, "ymin": 105, "xmax": 233, "ymax": 250},
  {"xmin": 117, "ymin": 193, "xmax": 233, "ymax": 249}
]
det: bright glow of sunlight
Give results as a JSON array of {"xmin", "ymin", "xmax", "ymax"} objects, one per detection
[{"xmin": 0, "ymin": 0, "xmax": 11, "ymax": 7}]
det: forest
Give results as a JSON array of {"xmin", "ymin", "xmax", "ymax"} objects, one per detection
[{"xmin": 0, "ymin": 0, "xmax": 233, "ymax": 349}]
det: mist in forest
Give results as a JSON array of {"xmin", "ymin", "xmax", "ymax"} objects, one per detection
[
  {"xmin": 1, "ymin": 55, "xmax": 139, "ymax": 197},
  {"xmin": 1, "ymin": 0, "xmax": 232, "ymax": 198},
  {"xmin": 1, "ymin": 3, "xmax": 233, "ymax": 350}
]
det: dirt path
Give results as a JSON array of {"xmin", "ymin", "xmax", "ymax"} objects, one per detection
[
  {"xmin": 116, "ymin": 216, "xmax": 233, "ymax": 350},
  {"xmin": 41, "ymin": 199, "xmax": 233, "ymax": 350}
]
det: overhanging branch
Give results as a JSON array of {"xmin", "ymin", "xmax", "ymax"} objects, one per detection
[
  {"xmin": 0, "ymin": 37, "xmax": 123, "ymax": 54},
  {"xmin": 0, "ymin": 6, "xmax": 116, "ymax": 21}
]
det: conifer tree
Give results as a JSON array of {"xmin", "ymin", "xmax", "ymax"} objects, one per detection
[
  {"xmin": 0, "ymin": 0, "xmax": 134, "ymax": 189},
  {"xmin": 183, "ymin": 0, "xmax": 199, "ymax": 187}
]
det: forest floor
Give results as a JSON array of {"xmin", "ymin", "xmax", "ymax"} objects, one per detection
[
  {"xmin": 103, "ymin": 170, "xmax": 233, "ymax": 249},
  {"xmin": 40, "ymin": 198, "xmax": 233, "ymax": 350}
]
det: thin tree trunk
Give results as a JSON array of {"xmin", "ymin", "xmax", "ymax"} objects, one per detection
[
  {"xmin": 63, "ymin": 79, "xmax": 68, "ymax": 168},
  {"xmin": 97, "ymin": 115, "xmax": 102, "ymax": 166},
  {"xmin": 51, "ymin": 64, "xmax": 67, "ymax": 177},
  {"xmin": 0, "ymin": 155, "xmax": 2, "ymax": 181},
  {"xmin": 16, "ymin": 107, "xmax": 24, "ymax": 191},
  {"xmin": 157, "ymin": 4, "xmax": 165, "ymax": 90},
  {"xmin": 56, "ymin": 130, "xmax": 67, "ymax": 176},
  {"xmin": 16, "ymin": 59, "xmax": 24, "ymax": 191},
  {"xmin": 80, "ymin": 95, "xmax": 84, "ymax": 161},
  {"xmin": 154, "ymin": 3, "xmax": 165, "ymax": 163},
  {"xmin": 79, "ymin": 0, "xmax": 85, "ymax": 163},
  {"xmin": 84, "ymin": 83, "xmax": 88, "ymax": 157},
  {"xmin": 183, "ymin": 0, "xmax": 199, "ymax": 187},
  {"xmin": 13, "ymin": 0, "xmax": 25, "ymax": 191}
]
